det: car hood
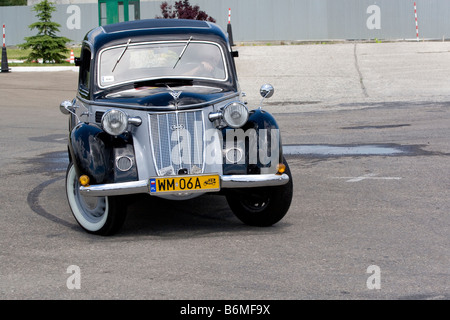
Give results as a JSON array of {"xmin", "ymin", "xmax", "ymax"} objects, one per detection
[{"xmin": 95, "ymin": 86, "xmax": 237, "ymax": 108}]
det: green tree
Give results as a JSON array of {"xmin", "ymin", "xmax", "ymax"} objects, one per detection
[{"xmin": 19, "ymin": 0, "xmax": 71, "ymax": 63}]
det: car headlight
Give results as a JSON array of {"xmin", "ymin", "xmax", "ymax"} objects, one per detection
[
  {"xmin": 101, "ymin": 109, "xmax": 128, "ymax": 136},
  {"xmin": 222, "ymin": 102, "xmax": 248, "ymax": 128}
]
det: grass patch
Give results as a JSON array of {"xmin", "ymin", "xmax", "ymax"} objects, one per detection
[
  {"xmin": 2, "ymin": 46, "xmax": 81, "ymax": 65},
  {"xmin": 8, "ymin": 62, "xmax": 77, "ymax": 67}
]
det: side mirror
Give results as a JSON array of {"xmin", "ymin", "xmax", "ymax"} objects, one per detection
[
  {"xmin": 258, "ymin": 84, "xmax": 274, "ymax": 110},
  {"xmin": 60, "ymin": 100, "xmax": 73, "ymax": 115},
  {"xmin": 260, "ymin": 84, "xmax": 274, "ymax": 99},
  {"xmin": 74, "ymin": 57, "xmax": 81, "ymax": 67}
]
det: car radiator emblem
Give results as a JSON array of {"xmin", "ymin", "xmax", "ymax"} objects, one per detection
[
  {"xmin": 169, "ymin": 91, "xmax": 182, "ymax": 101},
  {"xmin": 171, "ymin": 124, "xmax": 185, "ymax": 131}
]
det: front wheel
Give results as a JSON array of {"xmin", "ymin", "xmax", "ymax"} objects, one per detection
[
  {"xmin": 65, "ymin": 163, "xmax": 127, "ymax": 236},
  {"xmin": 226, "ymin": 158, "xmax": 293, "ymax": 227}
]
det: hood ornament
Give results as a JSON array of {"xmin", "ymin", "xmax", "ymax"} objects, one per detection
[
  {"xmin": 167, "ymin": 85, "xmax": 182, "ymax": 108},
  {"xmin": 169, "ymin": 90, "xmax": 182, "ymax": 101}
]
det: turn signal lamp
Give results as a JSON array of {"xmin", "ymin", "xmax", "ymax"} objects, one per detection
[
  {"xmin": 79, "ymin": 175, "xmax": 90, "ymax": 186},
  {"xmin": 276, "ymin": 163, "xmax": 286, "ymax": 175}
]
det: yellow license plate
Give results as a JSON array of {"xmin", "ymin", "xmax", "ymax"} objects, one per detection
[{"xmin": 149, "ymin": 174, "xmax": 220, "ymax": 194}]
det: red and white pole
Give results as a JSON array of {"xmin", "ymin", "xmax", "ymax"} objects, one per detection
[
  {"xmin": 414, "ymin": 2, "xmax": 419, "ymax": 41},
  {"xmin": 227, "ymin": 7, "xmax": 234, "ymax": 46},
  {"xmin": 1, "ymin": 24, "xmax": 10, "ymax": 72}
]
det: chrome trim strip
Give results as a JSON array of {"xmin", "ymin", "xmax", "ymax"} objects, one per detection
[
  {"xmin": 78, "ymin": 174, "xmax": 290, "ymax": 197},
  {"xmin": 77, "ymin": 92, "xmax": 240, "ymax": 111},
  {"xmin": 97, "ymin": 40, "xmax": 229, "ymax": 89}
]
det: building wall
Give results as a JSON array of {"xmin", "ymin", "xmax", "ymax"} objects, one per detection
[
  {"xmin": 2, "ymin": 0, "xmax": 450, "ymax": 46},
  {"xmin": 27, "ymin": 0, "xmax": 97, "ymax": 5}
]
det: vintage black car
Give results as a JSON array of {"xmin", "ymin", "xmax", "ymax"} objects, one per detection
[{"xmin": 60, "ymin": 19, "xmax": 293, "ymax": 235}]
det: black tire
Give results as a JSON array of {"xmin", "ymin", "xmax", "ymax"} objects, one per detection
[
  {"xmin": 226, "ymin": 158, "xmax": 293, "ymax": 227},
  {"xmin": 65, "ymin": 162, "xmax": 127, "ymax": 236}
]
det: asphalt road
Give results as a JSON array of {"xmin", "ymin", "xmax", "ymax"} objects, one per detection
[{"xmin": 0, "ymin": 42, "xmax": 449, "ymax": 302}]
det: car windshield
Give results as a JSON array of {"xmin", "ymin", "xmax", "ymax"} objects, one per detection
[{"xmin": 98, "ymin": 41, "xmax": 228, "ymax": 88}]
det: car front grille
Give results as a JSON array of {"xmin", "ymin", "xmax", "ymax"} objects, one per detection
[
  {"xmin": 95, "ymin": 111, "xmax": 104, "ymax": 123},
  {"xmin": 148, "ymin": 110, "xmax": 205, "ymax": 176}
]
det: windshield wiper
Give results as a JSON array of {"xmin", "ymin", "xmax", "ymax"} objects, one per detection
[
  {"xmin": 173, "ymin": 36, "xmax": 193, "ymax": 69},
  {"xmin": 112, "ymin": 39, "xmax": 131, "ymax": 72}
]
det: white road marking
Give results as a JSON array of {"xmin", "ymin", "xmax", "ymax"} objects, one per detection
[{"xmin": 333, "ymin": 173, "xmax": 402, "ymax": 182}]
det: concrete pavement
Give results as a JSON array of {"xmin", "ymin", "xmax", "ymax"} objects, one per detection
[
  {"xmin": 234, "ymin": 41, "xmax": 450, "ymax": 113},
  {"xmin": 5, "ymin": 41, "xmax": 450, "ymax": 110},
  {"xmin": 0, "ymin": 41, "xmax": 449, "ymax": 300}
]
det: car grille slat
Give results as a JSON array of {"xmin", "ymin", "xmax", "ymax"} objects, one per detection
[
  {"xmin": 148, "ymin": 110, "xmax": 205, "ymax": 176},
  {"xmin": 95, "ymin": 111, "xmax": 105, "ymax": 123}
]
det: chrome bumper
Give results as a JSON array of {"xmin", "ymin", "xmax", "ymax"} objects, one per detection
[{"xmin": 79, "ymin": 174, "xmax": 290, "ymax": 197}]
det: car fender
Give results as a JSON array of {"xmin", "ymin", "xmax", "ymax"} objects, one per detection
[
  {"xmin": 69, "ymin": 123, "xmax": 138, "ymax": 184},
  {"xmin": 222, "ymin": 109, "xmax": 283, "ymax": 175}
]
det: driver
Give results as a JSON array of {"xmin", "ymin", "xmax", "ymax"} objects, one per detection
[{"xmin": 182, "ymin": 45, "xmax": 225, "ymax": 78}]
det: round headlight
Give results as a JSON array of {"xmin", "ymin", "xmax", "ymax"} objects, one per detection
[
  {"xmin": 101, "ymin": 109, "xmax": 128, "ymax": 136},
  {"xmin": 222, "ymin": 102, "xmax": 248, "ymax": 128}
]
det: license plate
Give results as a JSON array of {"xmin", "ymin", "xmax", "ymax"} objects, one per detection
[{"xmin": 149, "ymin": 174, "xmax": 220, "ymax": 194}]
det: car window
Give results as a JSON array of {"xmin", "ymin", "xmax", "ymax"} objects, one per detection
[
  {"xmin": 79, "ymin": 47, "xmax": 91, "ymax": 89},
  {"xmin": 98, "ymin": 41, "xmax": 227, "ymax": 88}
]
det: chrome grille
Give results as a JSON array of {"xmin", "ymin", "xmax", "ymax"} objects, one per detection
[{"xmin": 148, "ymin": 110, "xmax": 205, "ymax": 176}]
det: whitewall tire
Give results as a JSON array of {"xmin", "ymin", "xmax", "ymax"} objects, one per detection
[{"xmin": 65, "ymin": 163, "xmax": 127, "ymax": 235}]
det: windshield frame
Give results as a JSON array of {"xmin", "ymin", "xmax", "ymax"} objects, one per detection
[{"xmin": 96, "ymin": 40, "xmax": 229, "ymax": 89}]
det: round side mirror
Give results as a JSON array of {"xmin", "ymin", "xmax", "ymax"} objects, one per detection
[
  {"xmin": 260, "ymin": 84, "xmax": 274, "ymax": 99},
  {"xmin": 60, "ymin": 100, "xmax": 73, "ymax": 115}
]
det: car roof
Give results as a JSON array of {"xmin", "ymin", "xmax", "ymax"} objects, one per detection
[{"xmin": 84, "ymin": 19, "xmax": 230, "ymax": 52}]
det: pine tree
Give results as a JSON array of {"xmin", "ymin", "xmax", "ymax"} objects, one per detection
[{"xmin": 19, "ymin": 0, "xmax": 71, "ymax": 63}]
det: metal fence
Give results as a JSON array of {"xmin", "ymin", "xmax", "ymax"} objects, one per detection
[{"xmin": 1, "ymin": 0, "xmax": 450, "ymax": 46}]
